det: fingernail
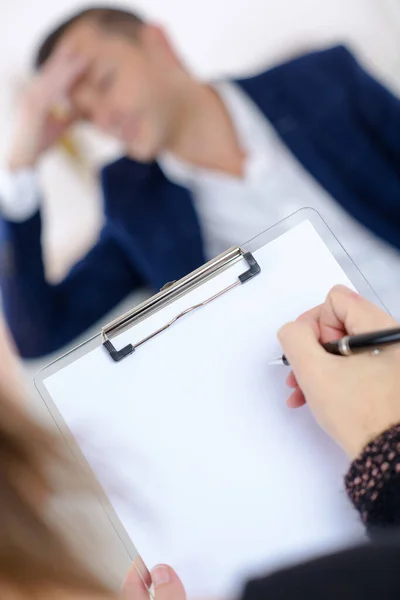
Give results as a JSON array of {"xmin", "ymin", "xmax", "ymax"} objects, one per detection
[{"xmin": 152, "ymin": 565, "xmax": 170, "ymax": 587}]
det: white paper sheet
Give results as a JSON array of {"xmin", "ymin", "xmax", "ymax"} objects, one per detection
[{"xmin": 43, "ymin": 221, "xmax": 365, "ymax": 597}]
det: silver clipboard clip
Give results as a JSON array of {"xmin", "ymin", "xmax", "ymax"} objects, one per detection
[{"xmin": 102, "ymin": 246, "xmax": 261, "ymax": 362}]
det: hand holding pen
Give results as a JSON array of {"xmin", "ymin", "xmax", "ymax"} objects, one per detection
[
  {"xmin": 270, "ymin": 327, "xmax": 400, "ymax": 366},
  {"xmin": 275, "ymin": 285, "xmax": 400, "ymax": 459}
]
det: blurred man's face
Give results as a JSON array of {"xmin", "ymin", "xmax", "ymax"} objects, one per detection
[{"xmin": 59, "ymin": 20, "xmax": 187, "ymax": 161}]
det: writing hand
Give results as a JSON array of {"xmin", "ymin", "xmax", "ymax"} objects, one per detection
[{"xmin": 278, "ymin": 285, "xmax": 400, "ymax": 458}]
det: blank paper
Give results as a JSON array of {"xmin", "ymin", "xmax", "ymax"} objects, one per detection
[{"xmin": 43, "ymin": 221, "xmax": 365, "ymax": 597}]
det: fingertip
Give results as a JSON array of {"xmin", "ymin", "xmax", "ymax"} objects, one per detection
[
  {"xmin": 286, "ymin": 396, "xmax": 295, "ymax": 408},
  {"xmin": 286, "ymin": 371, "xmax": 297, "ymax": 388},
  {"xmin": 286, "ymin": 389, "xmax": 306, "ymax": 409},
  {"xmin": 150, "ymin": 565, "xmax": 186, "ymax": 600},
  {"xmin": 151, "ymin": 565, "xmax": 171, "ymax": 588},
  {"xmin": 330, "ymin": 284, "xmax": 354, "ymax": 297},
  {"xmin": 151, "ymin": 564, "xmax": 181, "ymax": 588}
]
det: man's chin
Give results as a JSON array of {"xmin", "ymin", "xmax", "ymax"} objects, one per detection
[{"xmin": 125, "ymin": 142, "xmax": 158, "ymax": 164}]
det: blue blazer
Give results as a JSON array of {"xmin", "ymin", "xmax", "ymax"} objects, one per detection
[{"xmin": 2, "ymin": 45, "xmax": 400, "ymax": 358}]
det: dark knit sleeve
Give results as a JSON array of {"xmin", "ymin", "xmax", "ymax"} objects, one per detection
[{"xmin": 345, "ymin": 424, "xmax": 400, "ymax": 529}]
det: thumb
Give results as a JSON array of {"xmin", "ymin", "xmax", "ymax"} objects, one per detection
[
  {"xmin": 278, "ymin": 320, "xmax": 327, "ymax": 387},
  {"xmin": 151, "ymin": 565, "xmax": 186, "ymax": 600},
  {"xmin": 121, "ymin": 561, "xmax": 151, "ymax": 600}
]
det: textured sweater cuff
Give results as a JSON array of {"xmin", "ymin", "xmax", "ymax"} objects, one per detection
[{"xmin": 345, "ymin": 424, "xmax": 400, "ymax": 527}]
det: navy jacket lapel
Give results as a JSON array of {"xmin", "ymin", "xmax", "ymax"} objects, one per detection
[
  {"xmin": 236, "ymin": 53, "xmax": 400, "ymax": 250},
  {"xmin": 103, "ymin": 158, "xmax": 206, "ymax": 287},
  {"xmin": 236, "ymin": 69, "xmax": 352, "ymax": 210}
]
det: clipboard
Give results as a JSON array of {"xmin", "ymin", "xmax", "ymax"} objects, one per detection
[
  {"xmin": 37, "ymin": 208, "xmax": 384, "ymax": 373},
  {"xmin": 34, "ymin": 208, "xmax": 384, "ymax": 595}
]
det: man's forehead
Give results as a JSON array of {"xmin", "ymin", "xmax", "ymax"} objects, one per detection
[{"xmin": 57, "ymin": 20, "xmax": 108, "ymax": 58}]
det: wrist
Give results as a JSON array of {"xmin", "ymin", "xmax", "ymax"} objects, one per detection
[
  {"xmin": 345, "ymin": 423, "xmax": 400, "ymax": 526},
  {"xmin": 6, "ymin": 151, "xmax": 39, "ymax": 172},
  {"xmin": 0, "ymin": 167, "xmax": 41, "ymax": 222},
  {"xmin": 7, "ymin": 116, "xmax": 43, "ymax": 171},
  {"xmin": 347, "ymin": 419, "xmax": 400, "ymax": 461}
]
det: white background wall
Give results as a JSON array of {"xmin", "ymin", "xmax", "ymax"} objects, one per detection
[
  {"xmin": 1, "ymin": 0, "xmax": 400, "ymax": 280},
  {"xmin": 0, "ymin": 0, "xmax": 400, "ymax": 374}
]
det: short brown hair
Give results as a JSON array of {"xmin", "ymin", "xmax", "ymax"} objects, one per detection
[{"xmin": 35, "ymin": 6, "xmax": 145, "ymax": 69}]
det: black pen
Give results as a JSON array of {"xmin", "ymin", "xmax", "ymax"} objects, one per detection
[{"xmin": 269, "ymin": 327, "xmax": 400, "ymax": 366}]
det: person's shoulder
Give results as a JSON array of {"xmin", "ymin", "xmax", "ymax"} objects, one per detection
[
  {"xmin": 239, "ymin": 45, "xmax": 355, "ymax": 86},
  {"xmin": 282, "ymin": 45, "xmax": 357, "ymax": 86},
  {"xmin": 280, "ymin": 44, "xmax": 354, "ymax": 71}
]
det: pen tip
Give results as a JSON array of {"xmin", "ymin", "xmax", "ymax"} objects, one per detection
[{"xmin": 268, "ymin": 358, "xmax": 284, "ymax": 366}]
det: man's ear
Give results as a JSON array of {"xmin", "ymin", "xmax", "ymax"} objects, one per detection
[{"xmin": 140, "ymin": 24, "xmax": 182, "ymax": 67}]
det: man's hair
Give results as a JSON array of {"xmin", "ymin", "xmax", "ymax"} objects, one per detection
[{"xmin": 35, "ymin": 6, "xmax": 145, "ymax": 69}]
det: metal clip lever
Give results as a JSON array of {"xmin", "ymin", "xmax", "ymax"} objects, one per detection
[
  {"xmin": 239, "ymin": 252, "xmax": 261, "ymax": 283},
  {"xmin": 103, "ymin": 250, "xmax": 260, "ymax": 362},
  {"xmin": 103, "ymin": 338, "xmax": 135, "ymax": 362}
]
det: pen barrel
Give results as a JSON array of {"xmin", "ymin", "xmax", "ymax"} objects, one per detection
[
  {"xmin": 323, "ymin": 327, "xmax": 400, "ymax": 357},
  {"xmin": 347, "ymin": 328, "xmax": 400, "ymax": 353}
]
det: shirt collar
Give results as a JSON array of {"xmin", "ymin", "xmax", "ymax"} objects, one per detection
[{"xmin": 158, "ymin": 81, "xmax": 271, "ymax": 187}]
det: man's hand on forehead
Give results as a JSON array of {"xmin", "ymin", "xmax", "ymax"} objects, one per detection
[
  {"xmin": 6, "ymin": 39, "xmax": 92, "ymax": 170},
  {"xmin": 39, "ymin": 42, "xmax": 91, "ymax": 121}
]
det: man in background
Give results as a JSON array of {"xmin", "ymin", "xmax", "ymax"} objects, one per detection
[{"xmin": 1, "ymin": 6, "xmax": 400, "ymax": 358}]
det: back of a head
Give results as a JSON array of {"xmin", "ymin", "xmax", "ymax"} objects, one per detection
[
  {"xmin": 0, "ymin": 376, "xmax": 112, "ymax": 598},
  {"xmin": 35, "ymin": 6, "xmax": 145, "ymax": 69}
]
